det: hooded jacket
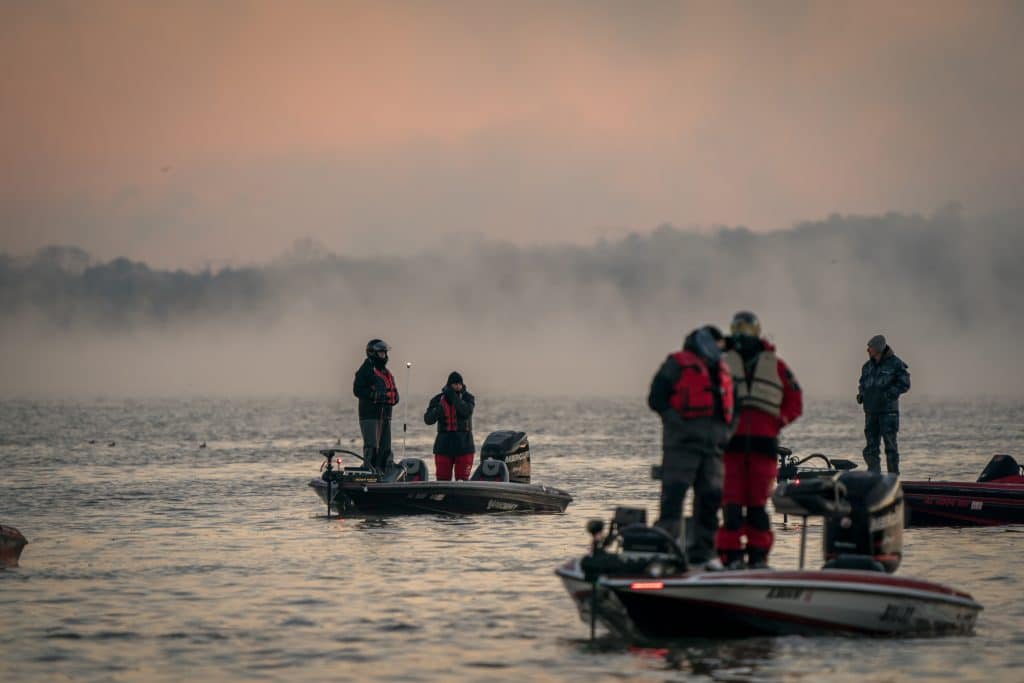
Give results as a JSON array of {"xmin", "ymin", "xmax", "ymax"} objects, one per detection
[
  {"xmin": 858, "ymin": 346, "xmax": 911, "ymax": 415},
  {"xmin": 424, "ymin": 386, "xmax": 476, "ymax": 456}
]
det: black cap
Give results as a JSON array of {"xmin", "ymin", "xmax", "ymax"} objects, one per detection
[{"xmin": 447, "ymin": 371, "xmax": 464, "ymax": 385}]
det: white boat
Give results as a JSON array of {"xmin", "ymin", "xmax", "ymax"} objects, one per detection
[{"xmin": 556, "ymin": 472, "xmax": 982, "ymax": 639}]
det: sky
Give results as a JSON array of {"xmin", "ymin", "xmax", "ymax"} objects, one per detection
[{"xmin": 2, "ymin": 0, "xmax": 1023, "ymax": 268}]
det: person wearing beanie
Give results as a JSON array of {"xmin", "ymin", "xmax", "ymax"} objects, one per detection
[
  {"xmin": 352, "ymin": 339, "xmax": 400, "ymax": 473},
  {"xmin": 646, "ymin": 325, "xmax": 734, "ymax": 570},
  {"xmin": 716, "ymin": 311, "xmax": 803, "ymax": 570},
  {"xmin": 424, "ymin": 371, "xmax": 476, "ymax": 480},
  {"xmin": 857, "ymin": 334, "xmax": 911, "ymax": 474}
]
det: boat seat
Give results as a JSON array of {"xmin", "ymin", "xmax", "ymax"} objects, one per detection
[
  {"xmin": 470, "ymin": 458, "xmax": 510, "ymax": 482},
  {"xmin": 978, "ymin": 454, "xmax": 1022, "ymax": 482},
  {"xmin": 823, "ymin": 554, "xmax": 886, "ymax": 573},
  {"xmin": 398, "ymin": 458, "xmax": 430, "ymax": 482},
  {"xmin": 381, "ymin": 465, "xmax": 408, "ymax": 483}
]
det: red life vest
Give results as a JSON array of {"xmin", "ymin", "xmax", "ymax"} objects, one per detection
[
  {"xmin": 373, "ymin": 368, "xmax": 398, "ymax": 405},
  {"xmin": 668, "ymin": 350, "xmax": 734, "ymax": 424},
  {"xmin": 441, "ymin": 396, "xmax": 458, "ymax": 431}
]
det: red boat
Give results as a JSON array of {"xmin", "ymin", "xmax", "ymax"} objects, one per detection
[
  {"xmin": 902, "ymin": 454, "xmax": 1024, "ymax": 527},
  {"xmin": 0, "ymin": 525, "xmax": 28, "ymax": 568}
]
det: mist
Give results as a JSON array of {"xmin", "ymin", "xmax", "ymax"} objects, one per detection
[{"xmin": 1, "ymin": 205, "xmax": 1022, "ymax": 399}]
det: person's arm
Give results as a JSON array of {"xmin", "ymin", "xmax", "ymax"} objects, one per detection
[
  {"xmin": 424, "ymin": 395, "xmax": 441, "ymax": 425},
  {"xmin": 778, "ymin": 358, "xmax": 803, "ymax": 427},
  {"xmin": 450, "ymin": 390, "xmax": 474, "ymax": 418},
  {"xmin": 353, "ymin": 363, "xmax": 375, "ymax": 401},
  {"xmin": 647, "ymin": 356, "xmax": 679, "ymax": 414},
  {"xmin": 889, "ymin": 360, "xmax": 911, "ymax": 398}
]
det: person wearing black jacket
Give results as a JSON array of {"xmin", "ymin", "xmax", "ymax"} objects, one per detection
[
  {"xmin": 352, "ymin": 339, "xmax": 400, "ymax": 472},
  {"xmin": 647, "ymin": 326, "xmax": 734, "ymax": 569},
  {"xmin": 423, "ymin": 371, "xmax": 476, "ymax": 480},
  {"xmin": 857, "ymin": 334, "xmax": 911, "ymax": 474}
]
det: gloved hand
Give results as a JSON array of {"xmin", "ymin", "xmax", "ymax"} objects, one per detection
[
  {"xmin": 443, "ymin": 385, "xmax": 456, "ymax": 402},
  {"xmin": 856, "ymin": 393, "xmax": 863, "ymax": 405}
]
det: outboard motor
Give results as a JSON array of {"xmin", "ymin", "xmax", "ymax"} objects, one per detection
[
  {"xmin": 480, "ymin": 430, "xmax": 531, "ymax": 483},
  {"xmin": 823, "ymin": 471, "xmax": 903, "ymax": 573},
  {"xmin": 397, "ymin": 458, "xmax": 430, "ymax": 482},
  {"xmin": 470, "ymin": 458, "xmax": 510, "ymax": 482},
  {"xmin": 584, "ymin": 507, "xmax": 687, "ymax": 577},
  {"xmin": 977, "ymin": 454, "xmax": 1023, "ymax": 483}
]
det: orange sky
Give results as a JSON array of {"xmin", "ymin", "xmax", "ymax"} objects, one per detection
[{"xmin": 2, "ymin": 0, "xmax": 1022, "ymax": 267}]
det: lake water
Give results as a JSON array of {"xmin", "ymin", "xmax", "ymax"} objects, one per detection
[{"xmin": 1, "ymin": 396, "xmax": 1022, "ymax": 682}]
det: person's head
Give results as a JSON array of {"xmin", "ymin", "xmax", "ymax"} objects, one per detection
[
  {"xmin": 702, "ymin": 325, "xmax": 725, "ymax": 350},
  {"xmin": 867, "ymin": 334, "xmax": 886, "ymax": 361},
  {"xmin": 365, "ymin": 339, "xmax": 390, "ymax": 366},
  {"xmin": 730, "ymin": 311, "xmax": 762, "ymax": 355},
  {"xmin": 446, "ymin": 371, "xmax": 464, "ymax": 392}
]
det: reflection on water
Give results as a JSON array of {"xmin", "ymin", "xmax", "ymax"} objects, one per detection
[{"xmin": 1, "ymin": 396, "xmax": 1022, "ymax": 682}]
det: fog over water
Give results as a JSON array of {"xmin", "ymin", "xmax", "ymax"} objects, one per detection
[{"xmin": 2, "ymin": 206, "xmax": 1022, "ymax": 399}]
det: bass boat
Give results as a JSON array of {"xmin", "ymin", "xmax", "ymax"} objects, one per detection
[
  {"xmin": 556, "ymin": 471, "xmax": 981, "ymax": 640},
  {"xmin": 309, "ymin": 430, "xmax": 572, "ymax": 515},
  {"xmin": 902, "ymin": 454, "xmax": 1024, "ymax": 527}
]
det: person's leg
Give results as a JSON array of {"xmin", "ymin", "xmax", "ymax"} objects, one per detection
[
  {"xmin": 744, "ymin": 454, "xmax": 778, "ymax": 568},
  {"xmin": 881, "ymin": 413, "xmax": 900, "ymax": 475},
  {"xmin": 359, "ymin": 419, "xmax": 379, "ymax": 468},
  {"xmin": 376, "ymin": 418, "xmax": 393, "ymax": 471},
  {"xmin": 656, "ymin": 445, "xmax": 699, "ymax": 549},
  {"xmin": 716, "ymin": 450, "xmax": 746, "ymax": 567},
  {"xmin": 453, "ymin": 453, "xmax": 474, "ymax": 481},
  {"xmin": 434, "ymin": 455, "xmax": 454, "ymax": 481},
  {"xmin": 862, "ymin": 413, "xmax": 882, "ymax": 474},
  {"xmin": 689, "ymin": 444, "xmax": 723, "ymax": 564}
]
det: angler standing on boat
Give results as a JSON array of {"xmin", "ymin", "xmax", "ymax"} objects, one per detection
[
  {"xmin": 353, "ymin": 339, "xmax": 400, "ymax": 473},
  {"xmin": 424, "ymin": 371, "xmax": 476, "ymax": 480},
  {"xmin": 717, "ymin": 311, "xmax": 802, "ymax": 569},
  {"xmin": 647, "ymin": 326, "xmax": 734, "ymax": 569},
  {"xmin": 857, "ymin": 334, "xmax": 910, "ymax": 474}
]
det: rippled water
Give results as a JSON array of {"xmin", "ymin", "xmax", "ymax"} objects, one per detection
[{"xmin": 1, "ymin": 396, "xmax": 1022, "ymax": 682}]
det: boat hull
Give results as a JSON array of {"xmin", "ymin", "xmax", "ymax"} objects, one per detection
[
  {"xmin": 556, "ymin": 560, "xmax": 981, "ymax": 639},
  {"xmin": 309, "ymin": 479, "xmax": 572, "ymax": 515},
  {"xmin": 902, "ymin": 480, "xmax": 1024, "ymax": 527}
]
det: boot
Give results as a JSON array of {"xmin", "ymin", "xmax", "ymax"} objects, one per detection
[
  {"xmin": 747, "ymin": 547, "xmax": 770, "ymax": 570},
  {"xmin": 722, "ymin": 550, "xmax": 745, "ymax": 570}
]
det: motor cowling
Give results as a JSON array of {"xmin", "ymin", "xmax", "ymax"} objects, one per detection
[
  {"xmin": 823, "ymin": 471, "xmax": 903, "ymax": 573},
  {"xmin": 480, "ymin": 430, "xmax": 531, "ymax": 483}
]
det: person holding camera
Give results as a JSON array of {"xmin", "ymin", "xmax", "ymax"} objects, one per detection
[{"xmin": 424, "ymin": 372, "xmax": 476, "ymax": 480}]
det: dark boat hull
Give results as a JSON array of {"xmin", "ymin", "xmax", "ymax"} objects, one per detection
[
  {"xmin": 902, "ymin": 481, "xmax": 1024, "ymax": 526},
  {"xmin": 0, "ymin": 525, "xmax": 27, "ymax": 568},
  {"xmin": 309, "ymin": 479, "xmax": 572, "ymax": 515}
]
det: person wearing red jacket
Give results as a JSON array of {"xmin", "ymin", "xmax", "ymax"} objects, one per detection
[{"xmin": 716, "ymin": 311, "xmax": 802, "ymax": 569}]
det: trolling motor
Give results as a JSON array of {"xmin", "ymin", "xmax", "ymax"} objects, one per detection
[
  {"xmin": 777, "ymin": 446, "xmax": 859, "ymax": 483},
  {"xmin": 319, "ymin": 448, "xmax": 377, "ymax": 517}
]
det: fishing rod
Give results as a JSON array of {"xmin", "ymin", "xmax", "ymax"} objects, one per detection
[{"xmin": 402, "ymin": 361, "xmax": 412, "ymax": 460}]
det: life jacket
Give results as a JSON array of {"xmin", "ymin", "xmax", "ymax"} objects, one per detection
[
  {"xmin": 373, "ymin": 367, "xmax": 398, "ymax": 405},
  {"xmin": 668, "ymin": 350, "xmax": 734, "ymax": 424},
  {"xmin": 725, "ymin": 348, "xmax": 782, "ymax": 417},
  {"xmin": 440, "ymin": 395, "xmax": 471, "ymax": 432}
]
